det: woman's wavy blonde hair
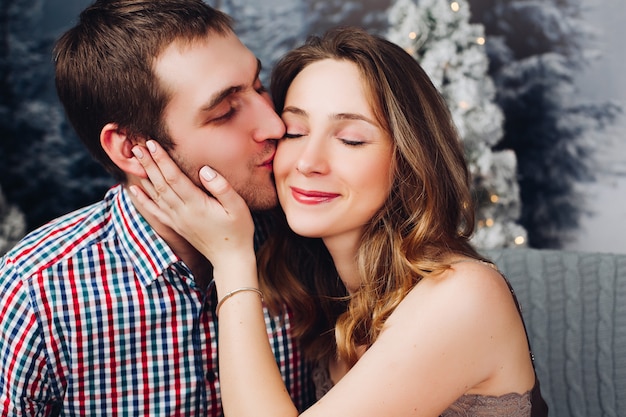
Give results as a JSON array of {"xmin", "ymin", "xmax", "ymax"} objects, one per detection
[{"xmin": 258, "ymin": 27, "xmax": 483, "ymax": 367}]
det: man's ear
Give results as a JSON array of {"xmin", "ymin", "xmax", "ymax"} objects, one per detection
[{"xmin": 100, "ymin": 123, "xmax": 146, "ymax": 178}]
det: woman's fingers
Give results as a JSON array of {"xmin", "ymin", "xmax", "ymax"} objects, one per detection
[
  {"xmin": 198, "ymin": 166, "xmax": 248, "ymax": 218},
  {"xmin": 132, "ymin": 140, "xmax": 246, "ymax": 217},
  {"xmin": 131, "ymin": 140, "xmax": 215, "ymax": 234},
  {"xmin": 131, "ymin": 143, "xmax": 178, "ymax": 207},
  {"xmin": 130, "ymin": 140, "xmax": 255, "ymax": 261},
  {"xmin": 132, "ymin": 141, "xmax": 186, "ymax": 207},
  {"xmin": 129, "ymin": 184, "xmax": 174, "ymax": 226},
  {"xmin": 191, "ymin": 167, "xmax": 255, "ymax": 261}
]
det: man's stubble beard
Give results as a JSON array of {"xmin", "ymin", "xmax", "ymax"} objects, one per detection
[{"xmin": 172, "ymin": 153, "xmax": 278, "ymax": 212}]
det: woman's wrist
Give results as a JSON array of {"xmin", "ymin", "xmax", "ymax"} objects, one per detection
[
  {"xmin": 216, "ymin": 287, "xmax": 264, "ymax": 316},
  {"xmin": 212, "ymin": 253, "xmax": 259, "ymax": 297}
]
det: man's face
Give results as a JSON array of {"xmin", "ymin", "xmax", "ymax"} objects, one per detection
[{"xmin": 154, "ymin": 31, "xmax": 285, "ymax": 210}]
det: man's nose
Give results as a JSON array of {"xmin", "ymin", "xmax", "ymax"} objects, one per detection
[{"xmin": 252, "ymin": 95, "xmax": 285, "ymax": 142}]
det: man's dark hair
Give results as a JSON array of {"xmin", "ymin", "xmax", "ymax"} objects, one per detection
[{"xmin": 54, "ymin": 0, "xmax": 233, "ymax": 181}]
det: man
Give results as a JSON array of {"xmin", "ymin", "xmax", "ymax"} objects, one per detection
[{"xmin": 0, "ymin": 0, "xmax": 313, "ymax": 415}]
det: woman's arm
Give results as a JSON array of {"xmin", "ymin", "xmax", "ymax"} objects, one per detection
[
  {"xmin": 130, "ymin": 141, "xmax": 255, "ymax": 284},
  {"xmin": 215, "ymin": 257, "xmax": 530, "ymax": 417},
  {"xmin": 130, "ymin": 141, "xmax": 299, "ymax": 416}
]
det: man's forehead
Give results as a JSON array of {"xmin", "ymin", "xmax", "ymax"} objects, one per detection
[
  {"xmin": 154, "ymin": 33, "xmax": 261, "ymax": 127},
  {"xmin": 154, "ymin": 31, "xmax": 257, "ymax": 89},
  {"xmin": 155, "ymin": 31, "xmax": 232, "ymax": 63},
  {"xmin": 165, "ymin": 31, "xmax": 254, "ymax": 64}
]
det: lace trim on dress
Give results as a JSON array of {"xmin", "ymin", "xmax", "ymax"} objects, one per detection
[
  {"xmin": 440, "ymin": 390, "xmax": 532, "ymax": 417},
  {"xmin": 312, "ymin": 362, "xmax": 335, "ymax": 401},
  {"xmin": 312, "ymin": 361, "xmax": 533, "ymax": 416}
]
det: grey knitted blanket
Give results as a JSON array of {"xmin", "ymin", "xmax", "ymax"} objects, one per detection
[{"xmin": 485, "ymin": 248, "xmax": 626, "ymax": 417}]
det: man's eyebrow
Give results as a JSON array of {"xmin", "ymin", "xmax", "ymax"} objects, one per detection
[
  {"xmin": 200, "ymin": 58, "xmax": 263, "ymax": 113},
  {"xmin": 200, "ymin": 86, "xmax": 242, "ymax": 113}
]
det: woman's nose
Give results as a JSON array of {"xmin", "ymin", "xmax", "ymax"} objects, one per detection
[{"xmin": 295, "ymin": 138, "xmax": 329, "ymax": 176}]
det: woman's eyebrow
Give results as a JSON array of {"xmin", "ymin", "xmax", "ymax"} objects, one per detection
[{"xmin": 282, "ymin": 106, "xmax": 377, "ymax": 126}]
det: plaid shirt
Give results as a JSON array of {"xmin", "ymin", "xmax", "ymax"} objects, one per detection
[{"xmin": 0, "ymin": 184, "xmax": 313, "ymax": 416}]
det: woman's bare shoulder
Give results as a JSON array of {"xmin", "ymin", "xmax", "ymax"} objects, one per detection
[
  {"xmin": 397, "ymin": 257, "xmax": 511, "ymax": 316},
  {"xmin": 386, "ymin": 256, "xmax": 525, "ymax": 371}
]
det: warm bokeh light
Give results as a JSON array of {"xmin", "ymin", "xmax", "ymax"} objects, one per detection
[
  {"xmin": 409, "ymin": 31, "xmax": 417, "ymax": 40},
  {"xmin": 476, "ymin": 37, "xmax": 485, "ymax": 45},
  {"xmin": 450, "ymin": 2, "xmax": 460, "ymax": 12},
  {"xmin": 514, "ymin": 236, "xmax": 526, "ymax": 245}
]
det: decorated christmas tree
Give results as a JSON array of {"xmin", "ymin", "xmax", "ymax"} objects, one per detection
[
  {"xmin": 386, "ymin": 0, "xmax": 527, "ymax": 249},
  {"xmin": 467, "ymin": 0, "xmax": 622, "ymax": 248}
]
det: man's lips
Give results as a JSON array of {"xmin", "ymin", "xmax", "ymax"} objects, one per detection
[
  {"xmin": 290, "ymin": 187, "xmax": 340, "ymax": 204},
  {"xmin": 259, "ymin": 152, "xmax": 275, "ymax": 168}
]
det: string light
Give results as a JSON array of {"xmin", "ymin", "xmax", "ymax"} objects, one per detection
[
  {"xmin": 485, "ymin": 218, "xmax": 494, "ymax": 227},
  {"xmin": 476, "ymin": 37, "xmax": 485, "ymax": 45},
  {"xmin": 409, "ymin": 32, "xmax": 417, "ymax": 40},
  {"xmin": 514, "ymin": 236, "xmax": 526, "ymax": 245},
  {"xmin": 490, "ymin": 194, "xmax": 499, "ymax": 203},
  {"xmin": 450, "ymin": 2, "xmax": 460, "ymax": 12}
]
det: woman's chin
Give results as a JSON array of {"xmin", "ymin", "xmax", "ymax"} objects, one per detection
[{"xmin": 285, "ymin": 219, "xmax": 325, "ymax": 239}]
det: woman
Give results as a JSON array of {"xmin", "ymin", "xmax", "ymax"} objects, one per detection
[{"xmin": 131, "ymin": 27, "xmax": 548, "ymax": 416}]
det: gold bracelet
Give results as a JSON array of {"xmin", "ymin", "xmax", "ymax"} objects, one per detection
[{"xmin": 216, "ymin": 287, "xmax": 263, "ymax": 316}]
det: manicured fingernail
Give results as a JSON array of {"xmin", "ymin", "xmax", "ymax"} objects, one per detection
[
  {"xmin": 147, "ymin": 140, "xmax": 157, "ymax": 153},
  {"xmin": 132, "ymin": 147, "xmax": 144, "ymax": 159},
  {"xmin": 200, "ymin": 166, "xmax": 216, "ymax": 181}
]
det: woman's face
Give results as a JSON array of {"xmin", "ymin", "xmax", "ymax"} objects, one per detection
[{"xmin": 273, "ymin": 59, "xmax": 394, "ymax": 244}]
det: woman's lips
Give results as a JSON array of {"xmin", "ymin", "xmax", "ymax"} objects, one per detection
[{"xmin": 290, "ymin": 186, "xmax": 340, "ymax": 204}]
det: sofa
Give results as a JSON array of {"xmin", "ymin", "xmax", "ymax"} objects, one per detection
[{"xmin": 484, "ymin": 248, "xmax": 626, "ymax": 417}]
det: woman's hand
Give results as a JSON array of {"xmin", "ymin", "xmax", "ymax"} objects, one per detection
[{"xmin": 129, "ymin": 140, "xmax": 255, "ymax": 267}]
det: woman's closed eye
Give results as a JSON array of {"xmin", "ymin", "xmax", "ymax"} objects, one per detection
[
  {"xmin": 282, "ymin": 132, "xmax": 365, "ymax": 146},
  {"xmin": 339, "ymin": 138, "xmax": 365, "ymax": 146},
  {"xmin": 284, "ymin": 132, "xmax": 305, "ymax": 139}
]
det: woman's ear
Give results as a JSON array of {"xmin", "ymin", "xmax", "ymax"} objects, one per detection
[{"xmin": 100, "ymin": 123, "xmax": 146, "ymax": 178}]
